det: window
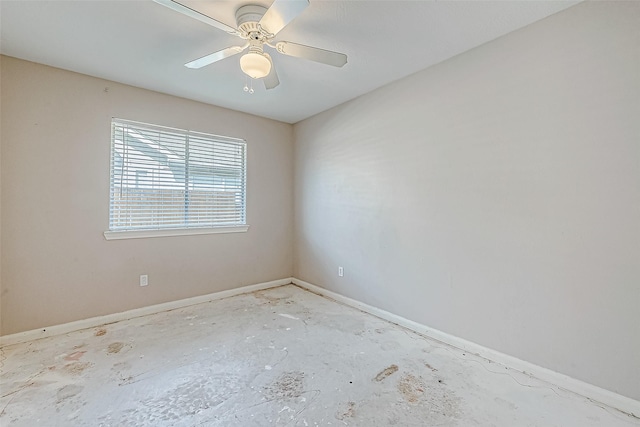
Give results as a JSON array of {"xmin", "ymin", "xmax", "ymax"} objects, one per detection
[{"xmin": 104, "ymin": 119, "xmax": 247, "ymax": 240}]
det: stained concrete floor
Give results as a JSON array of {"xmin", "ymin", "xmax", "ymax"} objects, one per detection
[{"xmin": 1, "ymin": 285, "xmax": 638, "ymax": 426}]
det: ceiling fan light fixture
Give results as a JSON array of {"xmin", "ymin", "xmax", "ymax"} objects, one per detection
[
  {"xmin": 240, "ymin": 52, "xmax": 271, "ymax": 79},
  {"xmin": 154, "ymin": 0, "xmax": 347, "ymax": 91}
]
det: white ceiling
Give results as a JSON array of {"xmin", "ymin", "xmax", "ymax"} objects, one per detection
[{"xmin": 0, "ymin": 0, "xmax": 578, "ymax": 124}]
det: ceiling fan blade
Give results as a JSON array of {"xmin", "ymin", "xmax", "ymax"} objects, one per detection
[
  {"xmin": 185, "ymin": 44, "xmax": 248, "ymax": 69},
  {"xmin": 275, "ymin": 41, "xmax": 347, "ymax": 67},
  {"xmin": 259, "ymin": 0, "xmax": 309, "ymax": 36},
  {"xmin": 153, "ymin": 0, "xmax": 238, "ymax": 34},
  {"xmin": 263, "ymin": 53, "xmax": 280, "ymax": 90}
]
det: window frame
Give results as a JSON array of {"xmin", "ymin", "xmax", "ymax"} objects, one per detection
[{"xmin": 104, "ymin": 118, "xmax": 249, "ymax": 240}]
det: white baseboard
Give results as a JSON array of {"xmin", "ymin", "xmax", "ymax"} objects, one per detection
[
  {"xmin": 292, "ymin": 277, "xmax": 640, "ymax": 418},
  {"xmin": 0, "ymin": 278, "xmax": 293, "ymax": 348}
]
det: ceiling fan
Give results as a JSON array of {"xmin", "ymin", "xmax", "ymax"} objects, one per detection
[{"xmin": 153, "ymin": 0, "xmax": 348, "ymax": 90}]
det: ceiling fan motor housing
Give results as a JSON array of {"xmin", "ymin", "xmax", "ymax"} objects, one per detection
[{"xmin": 236, "ymin": 5, "xmax": 270, "ymax": 39}]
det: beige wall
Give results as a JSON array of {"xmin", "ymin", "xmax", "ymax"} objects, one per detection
[
  {"xmin": 294, "ymin": 2, "xmax": 640, "ymax": 401},
  {"xmin": 1, "ymin": 56, "xmax": 294, "ymax": 335}
]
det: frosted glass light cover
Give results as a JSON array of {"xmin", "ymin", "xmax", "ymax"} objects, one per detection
[{"xmin": 240, "ymin": 52, "xmax": 271, "ymax": 79}]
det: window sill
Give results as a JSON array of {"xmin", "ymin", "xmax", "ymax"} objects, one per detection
[{"xmin": 103, "ymin": 225, "xmax": 249, "ymax": 240}]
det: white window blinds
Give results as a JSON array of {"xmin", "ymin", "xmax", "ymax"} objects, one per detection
[{"xmin": 109, "ymin": 119, "xmax": 246, "ymax": 232}]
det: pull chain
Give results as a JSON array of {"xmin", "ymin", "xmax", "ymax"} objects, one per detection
[{"xmin": 243, "ymin": 76, "xmax": 255, "ymax": 94}]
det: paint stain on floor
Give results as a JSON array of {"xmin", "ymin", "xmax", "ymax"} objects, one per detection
[
  {"xmin": 64, "ymin": 351, "xmax": 86, "ymax": 361},
  {"xmin": 264, "ymin": 371, "xmax": 305, "ymax": 400},
  {"xmin": 56, "ymin": 384, "xmax": 83, "ymax": 403},
  {"xmin": 425, "ymin": 362, "xmax": 438, "ymax": 372},
  {"xmin": 374, "ymin": 364, "xmax": 399, "ymax": 382},
  {"xmin": 397, "ymin": 373, "xmax": 425, "ymax": 403},
  {"xmin": 335, "ymin": 401, "xmax": 356, "ymax": 420},
  {"xmin": 252, "ymin": 290, "xmax": 291, "ymax": 305},
  {"xmin": 106, "ymin": 342, "xmax": 125, "ymax": 354},
  {"xmin": 63, "ymin": 361, "xmax": 92, "ymax": 375}
]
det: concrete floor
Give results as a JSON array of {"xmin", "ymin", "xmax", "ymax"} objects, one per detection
[{"xmin": 1, "ymin": 285, "xmax": 638, "ymax": 426}]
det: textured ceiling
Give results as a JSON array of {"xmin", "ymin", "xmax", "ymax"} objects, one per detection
[{"xmin": 0, "ymin": 1, "xmax": 579, "ymax": 123}]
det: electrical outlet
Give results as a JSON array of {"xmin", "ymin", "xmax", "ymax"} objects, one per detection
[
  {"xmin": 140, "ymin": 274, "xmax": 148, "ymax": 287},
  {"xmin": 338, "ymin": 266, "xmax": 344, "ymax": 277}
]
